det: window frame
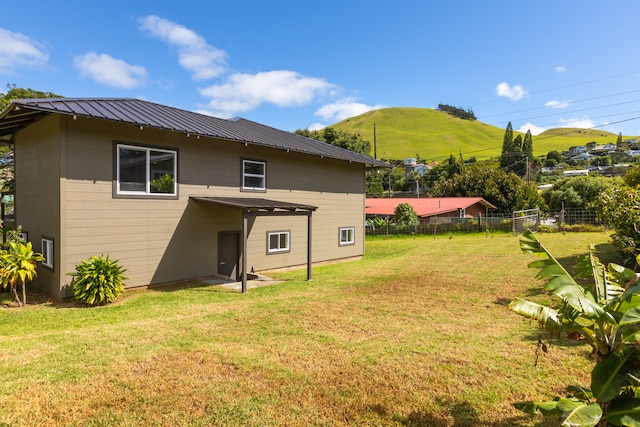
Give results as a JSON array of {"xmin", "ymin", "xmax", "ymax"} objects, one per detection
[
  {"xmin": 41, "ymin": 237, "xmax": 54, "ymax": 269},
  {"xmin": 339, "ymin": 227, "xmax": 355, "ymax": 246},
  {"xmin": 241, "ymin": 159, "xmax": 266, "ymax": 192},
  {"xmin": 267, "ymin": 230, "xmax": 290, "ymax": 254},
  {"xmin": 114, "ymin": 142, "xmax": 178, "ymax": 199}
]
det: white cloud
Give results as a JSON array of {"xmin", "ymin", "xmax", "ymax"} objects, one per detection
[
  {"xmin": 545, "ymin": 100, "xmax": 570, "ymax": 109},
  {"xmin": 559, "ymin": 117, "xmax": 595, "ymax": 129},
  {"xmin": 315, "ymin": 98, "xmax": 386, "ymax": 122},
  {"xmin": 518, "ymin": 122, "xmax": 547, "ymax": 136},
  {"xmin": 307, "ymin": 122, "xmax": 325, "ymax": 131},
  {"xmin": 199, "ymin": 70, "xmax": 336, "ymax": 117},
  {"xmin": 74, "ymin": 52, "xmax": 147, "ymax": 89},
  {"xmin": 555, "ymin": 65, "xmax": 567, "ymax": 73},
  {"xmin": 139, "ymin": 15, "xmax": 227, "ymax": 80},
  {"xmin": 496, "ymin": 82, "xmax": 527, "ymax": 101},
  {"xmin": 0, "ymin": 28, "xmax": 48, "ymax": 73}
]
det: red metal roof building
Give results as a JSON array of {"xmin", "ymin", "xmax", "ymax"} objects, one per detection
[{"xmin": 365, "ymin": 197, "xmax": 496, "ymax": 223}]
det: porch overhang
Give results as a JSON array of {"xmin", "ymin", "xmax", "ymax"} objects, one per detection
[
  {"xmin": 190, "ymin": 196, "xmax": 317, "ymax": 213},
  {"xmin": 190, "ymin": 196, "xmax": 317, "ymax": 293}
]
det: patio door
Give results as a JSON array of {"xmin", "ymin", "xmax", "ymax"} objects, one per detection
[{"xmin": 218, "ymin": 231, "xmax": 240, "ymax": 280}]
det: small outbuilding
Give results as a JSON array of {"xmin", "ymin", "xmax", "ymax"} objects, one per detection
[{"xmin": 365, "ymin": 197, "xmax": 496, "ymax": 224}]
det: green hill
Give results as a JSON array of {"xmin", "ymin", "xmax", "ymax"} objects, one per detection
[{"xmin": 328, "ymin": 107, "xmax": 628, "ymax": 162}]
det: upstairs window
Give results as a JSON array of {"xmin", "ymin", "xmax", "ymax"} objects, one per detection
[
  {"xmin": 339, "ymin": 227, "xmax": 355, "ymax": 246},
  {"xmin": 117, "ymin": 144, "xmax": 177, "ymax": 196},
  {"xmin": 242, "ymin": 160, "xmax": 266, "ymax": 191}
]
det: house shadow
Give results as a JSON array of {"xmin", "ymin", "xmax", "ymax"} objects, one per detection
[{"xmin": 393, "ymin": 399, "xmax": 547, "ymax": 426}]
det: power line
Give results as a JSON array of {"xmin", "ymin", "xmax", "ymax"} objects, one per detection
[{"xmin": 471, "ymin": 69, "xmax": 640, "ymax": 108}]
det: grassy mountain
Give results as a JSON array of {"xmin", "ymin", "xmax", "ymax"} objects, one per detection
[{"xmin": 328, "ymin": 107, "xmax": 626, "ymax": 162}]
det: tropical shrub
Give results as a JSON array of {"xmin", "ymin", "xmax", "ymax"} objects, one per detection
[
  {"xmin": 428, "ymin": 164, "xmax": 543, "ymax": 213},
  {"xmin": 393, "ymin": 203, "xmax": 419, "ymax": 227},
  {"xmin": 0, "ymin": 231, "xmax": 44, "ymax": 306},
  {"xmin": 509, "ymin": 230, "xmax": 640, "ymax": 426},
  {"xmin": 69, "ymin": 255, "xmax": 127, "ymax": 306},
  {"xmin": 595, "ymin": 186, "xmax": 640, "ymax": 263}
]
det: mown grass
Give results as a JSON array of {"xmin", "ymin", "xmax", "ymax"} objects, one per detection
[{"xmin": 0, "ymin": 232, "xmax": 619, "ymax": 426}]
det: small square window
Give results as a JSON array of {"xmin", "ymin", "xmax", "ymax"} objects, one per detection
[
  {"xmin": 339, "ymin": 227, "xmax": 355, "ymax": 246},
  {"xmin": 267, "ymin": 231, "xmax": 290, "ymax": 254},
  {"xmin": 243, "ymin": 160, "xmax": 266, "ymax": 191},
  {"xmin": 41, "ymin": 237, "xmax": 54, "ymax": 269}
]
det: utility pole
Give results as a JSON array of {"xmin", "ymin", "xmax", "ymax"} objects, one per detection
[{"xmin": 373, "ymin": 123, "xmax": 377, "ymax": 159}]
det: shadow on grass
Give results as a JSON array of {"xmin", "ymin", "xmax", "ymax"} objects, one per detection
[{"xmin": 395, "ymin": 399, "xmax": 550, "ymax": 426}]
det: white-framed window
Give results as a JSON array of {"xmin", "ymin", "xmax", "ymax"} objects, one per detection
[
  {"xmin": 459, "ymin": 208, "xmax": 466, "ymax": 218},
  {"xmin": 242, "ymin": 159, "xmax": 266, "ymax": 191},
  {"xmin": 117, "ymin": 143, "xmax": 177, "ymax": 196},
  {"xmin": 339, "ymin": 227, "xmax": 355, "ymax": 246},
  {"xmin": 267, "ymin": 231, "xmax": 290, "ymax": 254},
  {"xmin": 41, "ymin": 237, "xmax": 54, "ymax": 269}
]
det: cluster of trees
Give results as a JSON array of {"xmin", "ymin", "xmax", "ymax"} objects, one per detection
[
  {"xmin": 294, "ymin": 127, "xmax": 371, "ymax": 156},
  {"xmin": 0, "ymin": 84, "xmax": 60, "ymax": 110},
  {"xmin": 436, "ymin": 104, "xmax": 476, "ymax": 120},
  {"xmin": 499, "ymin": 122, "xmax": 534, "ymax": 178}
]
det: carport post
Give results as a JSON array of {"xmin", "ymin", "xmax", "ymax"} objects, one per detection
[
  {"xmin": 307, "ymin": 212, "xmax": 312, "ymax": 281},
  {"xmin": 242, "ymin": 211, "xmax": 248, "ymax": 294}
]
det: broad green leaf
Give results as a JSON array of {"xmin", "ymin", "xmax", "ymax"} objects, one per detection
[
  {"xmin": 592, "ymin": 350, "xmax": 639, "ymax": 403},
  {"xmin": 620, "ymin": 308, "xmax": 640, "ymax": 326},
  {"xmin": 519, "ymin": 231, "xmax": 608, "ymax": 322},
  {"xmin": 513, "ymin": 400, "xmax": 558, "ymax": 416},
  {"xmin": 508, "ymin": 298, "xmax": 560, "ymax": 328},
  {"xmin": 606, "ymin": 397, "xmax": 640, "ymax": 426},
  {"xmin": 567, "ymin": 385, "xmax": 593, "ymax": 401},
  {"xmin": 556, "ymin": 397, "xmax": 602, "ymax": 426}
]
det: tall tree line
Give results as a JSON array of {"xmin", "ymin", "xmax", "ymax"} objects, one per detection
[{"xmin": 499, "ymin": 121, "xmax": 533, "ymax": 179}]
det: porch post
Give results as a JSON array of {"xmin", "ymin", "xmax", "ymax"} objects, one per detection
[
  {"xmin": 242, "ymin": 211, "xmax": 248, "ymax": 293},
  {"xmin": 307, "ymin": 212, "xmax": 312, "ymax": 281}
]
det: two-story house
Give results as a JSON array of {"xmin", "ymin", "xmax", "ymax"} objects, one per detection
[{"xmin": 0, "ymin": 98, "xmax": 387, "ymax": 298}]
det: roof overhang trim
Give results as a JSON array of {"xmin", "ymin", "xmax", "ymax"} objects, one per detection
[{"xmin": 190, "ymin": 196, "xmax": 317, "ymax": 213}]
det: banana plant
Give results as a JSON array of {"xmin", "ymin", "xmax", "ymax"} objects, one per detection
[{"xmin": 509, "ymin": 230, "xmax": 640, "ymax": 426}]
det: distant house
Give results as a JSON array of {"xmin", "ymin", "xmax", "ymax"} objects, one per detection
[
  {"xmin": 0, "ymin": 98, "xmax": 388, "ymax": 298},
  {"xmin": 365, "ymin": 197, "xmax": 496, "ymax": 224},
  {"xmin": 563, "ymin": 169, "xmax": 590, "ymax": 176}
]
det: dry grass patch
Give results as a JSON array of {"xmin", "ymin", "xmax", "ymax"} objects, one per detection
[{"xmin": 0, "ymin": 232, "xmax": 617, "ymax": 426}]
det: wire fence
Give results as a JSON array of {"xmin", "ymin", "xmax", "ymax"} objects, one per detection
[{"xmin": 366, "ymin": 209, "xmax": 605, "ymax": 237}]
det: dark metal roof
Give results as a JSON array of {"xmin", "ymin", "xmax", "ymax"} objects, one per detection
[
  {"xmin": 190, "ymin": 196, "xmax": 317, "ymax": 212},
  {"xmin": 0, "ymin": 98, "xmax": 389, "ymax": 167}
]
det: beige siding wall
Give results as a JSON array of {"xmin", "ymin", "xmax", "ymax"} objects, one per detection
[
  {"xmin": 14, "ymin": 115, "xmax": 62, "ymax": 296},
  {"xmin": 21, "ymin": 115, "xmax": 366, "ymax": 296}
]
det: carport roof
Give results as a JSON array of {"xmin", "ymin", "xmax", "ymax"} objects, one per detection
[
  {"xmin": 190, "ymin": 196, "xmax": 317, "ymax": 212},
  {"xmin": 0, "ymin": 98, "xmax": 389, "ymax": 168}
]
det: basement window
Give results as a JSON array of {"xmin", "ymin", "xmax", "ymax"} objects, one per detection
[
  {"xmin": 267, "ymin": 231, "xmax": 290, "ymax": 254},
  {"xmin": 41, "ymin": 237, "xmax": 54, "ymax": 269},
  {"xmin": 339, "ymin": 227, "xmax": 355, "ymax": 246}
]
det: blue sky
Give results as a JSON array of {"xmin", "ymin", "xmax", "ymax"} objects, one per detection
[{"xmin": 2, "ymin": 1, "xmax": 640, "ymax": 140}]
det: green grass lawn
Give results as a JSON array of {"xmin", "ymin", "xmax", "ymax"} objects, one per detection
[{"xmin": 0, "ymin": 232, "xmax": 619, "ymax": 426}]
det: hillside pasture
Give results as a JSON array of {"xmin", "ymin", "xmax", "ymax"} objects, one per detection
[
  {"xmin": 330, "ymin": 107, "xmax": 627, "ymax": 162},
  {"xmin": 0, "ymin": 232, "xmax": 617, "ymax": 426}
]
